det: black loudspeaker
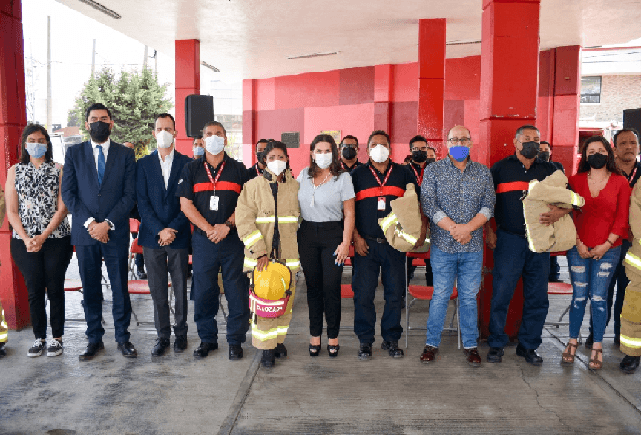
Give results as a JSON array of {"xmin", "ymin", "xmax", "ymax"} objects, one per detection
[
  {"xmin": 185, "ymin": 95, "xmax": 214, "ymax": 138},
  {"xmin": 281, "ymin": 131, "xmax": 300, "ymax": 148},
  {"xmin": 623, "ymin": 108, "xmax": 641, "ymax": 134}
]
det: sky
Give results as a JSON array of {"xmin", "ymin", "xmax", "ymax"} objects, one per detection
[{"xmin": 21, "ymin": 0, "xmax": 242, "ymax": 129}]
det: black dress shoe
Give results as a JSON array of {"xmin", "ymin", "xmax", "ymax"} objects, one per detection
[
  {"xmin": 619, "ymin": 355, "xmax": 640, "ymax": 374},
  {"xmin": 381, "ymin": 341, "xmax": 404, "ymax": 358},
  {"xmin": 261, "ymin": 349, "xmax": 275, "ymax": 368},
  {"xmin": 79, "ymin": 341, "xmax": 104, "ymax": 361},
  {"xmin": 487, "ymin": 347, "xmax": 504, "ymax": 363},
  {"xmin": 516, "ymin": 344, "xmax": 543, "ymax": 366},
  {"xmin": 0, "ymin": 343, "xmax": 6, "ymax": 358},
  {"xmin": 274, "ymin": 343, "xmax": 287, "ymax": 358},
  {"xmin": 174, "ymin": 336, "xmax": 188, "ymax": 353},
  {"xmin": 585, "ymin": 333, "xmax": 594, "ymax": 349},
  {"xmin": 117, "ymin": 341, "xmax": 138, "ymax": 358},
  {"xmin": 358, "ymin": 342, "xmax": 372, "ymax": 360},
  {"xmin": 151, "ymin": 338, "xmax": 170, "ymax": 356},
  {"xmin": 194, "ymin": 342, "xmax": 218, "ymax": 358},
  {"xmin": 136, "ymin": 271, "xmax": 148, "ymax": 280},
  {"xmin": 229, "ymin": 344, "xmax": 243, "ymax": 360}
]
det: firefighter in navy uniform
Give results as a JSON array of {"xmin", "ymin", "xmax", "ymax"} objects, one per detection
[
  {"xmin": 340, "ymin": 135, "xmax": 363, "ymax": 173},
  {"xmin": 177, "ymin": 121, "xmax": 250, "ymax": 360},
  {"xmin": 405, "ymin": 135, "xmax": 437, "ymax": 287},
  {"xmin": 351, "ymin": 130, "xmax": 428, "ymax": 360},
  {"xmin": 246, "ymin": 139, "xmax": 271, "ymax": 181}
]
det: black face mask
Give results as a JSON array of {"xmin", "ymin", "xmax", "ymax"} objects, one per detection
[
  {"xmin": 342, "ymin": 146, "xmax": 357, "ymax": 160},
  {"xmin": 425, "ymin": 158, "xmax": 436, "ymax": 165},
  {"xmin": 537, "ymin": 151, "xmax": 550, "ymax": 163},
  {"xmin": 587, "ymin": 153, "xmax": 608, "ymax": 169},
  {"xmin": 520, "ymin": 141, "xmax": 540, "ymax": 159},
  {"xmin": 89, "ymin": 121, "xmax": 111, "ymax": 143},
  {"xmin": 256, "ymin": 151, "xmax": 266, "ymax": 165},
  {"xmin": 411, "ymin": 150, "xmax": 428, "ymax": 163}
]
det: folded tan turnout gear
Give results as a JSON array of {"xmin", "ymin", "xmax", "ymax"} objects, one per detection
[
  {"xmin": 522, "ymin": 170, "xmax": 584, "ymax": 253},
  {"xmin": 378, "ymin": 184, "xmax": 429, "ymax": 253},
  {"xmin": 623, "ymin": 240, "xmax": 641, "ymax": 356}
]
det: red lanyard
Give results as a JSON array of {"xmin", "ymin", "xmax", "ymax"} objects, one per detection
[
  {"xmin": 368, "ymin": 164, "xmax": 393, "ymax": 195},
  {"xmin": 204, "ymin": 160, "xmax": 226, "ymax": 192},
  {"xmin": 409, "ymin": 164, "xmax": 424, "ymax": 186},
  {"xmin": 628, "ymin": 165, "xmax": 638, "ymax": 185}
]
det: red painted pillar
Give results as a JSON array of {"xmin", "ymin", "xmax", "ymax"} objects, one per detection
[
  {"xmin": 242, "ymin": 79, "xmax": 257, "ymax": 166},
  {"xmin": 551, "ymin": 46, "xmax": 581, "ymax": 176},
  {"xmin": 0, "ymin": 0, "xmax": 30, "ymax": 329},
  {"xmin": 175, "ymin": 39, "xmax": 200, "ymax": 156},
  {"xmin": 417, "ymin": 19, "xmax": 446, "ymax": 157},
  {"xmin": 478, "ymin": 0, "xmax": 541, "ymax": 340}
]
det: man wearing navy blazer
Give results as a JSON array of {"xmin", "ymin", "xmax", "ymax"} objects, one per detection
[
  {"xmin": 137, "ymin": 113, "xmax": 192, "ymax": 356},
  {"xmin": 62, "ymin": 103, "xmax": 137, "ymax": 360}
]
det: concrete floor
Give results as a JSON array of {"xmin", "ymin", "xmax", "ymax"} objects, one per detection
[{"xmin": 1, "ymin": 257, "xmax": 641, "ymax": 435}]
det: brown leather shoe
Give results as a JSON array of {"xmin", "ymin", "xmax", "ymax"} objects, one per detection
[
  {"xmin": 420, "ymin": 345, "xmax": 438, "ymax": 364},
  {"xmin": 464, "ymin": 348, "xmax": 482, "ymax": 367}
]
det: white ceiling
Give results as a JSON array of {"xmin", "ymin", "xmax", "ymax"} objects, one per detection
[{"xmin": 56, "ymin": 0, "xmax": 641, "ymax": 79}]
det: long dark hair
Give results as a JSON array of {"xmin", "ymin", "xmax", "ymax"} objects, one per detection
[
  {"xmin": 577, "ymin": 135, "xmax": 621, "ymax": 175},
  {"xmin": 19, "ymin": 124, "xmax": 53, "ymax": 164},
  {"xmin": 308, "ymin": 134, "xmax": 342, "ymax": 178}
]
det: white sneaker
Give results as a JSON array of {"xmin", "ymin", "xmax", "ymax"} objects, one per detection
[
  {"xmin": 47, "ymin": 339, "xmax": 63, "ymax": 357},
  {"xmin": 27, "ymin": 339, "xmax": 46, "ymax": 357}
]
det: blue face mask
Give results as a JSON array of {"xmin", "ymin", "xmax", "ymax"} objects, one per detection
[
  {"xmin": 193, "ymin": 147, "xmax": 205, "ymax": 157},
  {"xmin": 26, "ymin": 142, "xmax": 47, "ymax": 159},
  {"xmin": 449, "ymin": 146, "xmax": 469, "ymax": 162}
]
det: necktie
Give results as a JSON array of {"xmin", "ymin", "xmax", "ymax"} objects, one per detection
[{"xmin": 96, "ymin": 145, "xmax": 106, "ymax": 185}]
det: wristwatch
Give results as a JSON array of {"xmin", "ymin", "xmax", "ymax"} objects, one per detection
[{"xmin": 225, "ymin": 220, "xmax": 234, "ymax": 229}]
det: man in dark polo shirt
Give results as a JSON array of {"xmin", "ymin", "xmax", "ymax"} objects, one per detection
[
  {"xmin": 351, "ymin": 130, "xmax": 427, "ymax": 360},
  {"xmin": 485, "ymin": 125, "xmax": 568, "ymax": 365},
  {"xmin": 177, "ymin": 121, "xmax": 250, "ymax": 360},
  {"xmin": 246, "ymin": 138, "xmax": 271, "ymax": 180},
  {"xmin": 340, "ymin": 135, "xmax": 363, "ymax": 172}
]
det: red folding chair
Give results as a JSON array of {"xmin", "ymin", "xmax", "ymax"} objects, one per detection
[{"xmin": 405, "ymin": 251, "xmax": 461, "ymax": 349}]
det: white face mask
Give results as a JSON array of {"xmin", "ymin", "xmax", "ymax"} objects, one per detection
[
  {"xmin": 314, "ymin": 153, "xmax": 333, "ymax": 169},
  {"xmin": 205, "ymin": 135, "xmax": 225, "ymax": 155},
  {"xmin": 156, "ymin": 130, "xmax": 174, "ymax": 149},
  {"xmin": 369, "ymin": 144, "xmax": 390, "ymax": 163},
  {"xmin": 267, "ymin": 159, "xmax": 287, "ymax": 176}
]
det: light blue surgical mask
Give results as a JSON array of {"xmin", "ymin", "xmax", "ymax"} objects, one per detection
[
  {"xmin": 193, "ymin": 147, "xmax": 205, "ymax": 157},
  {"xmin": 26, "ymin": 142, "xmax": 47, "ymax": 159},
  {"xmin": 449, "ymin": 146, "xmax": 469, "ymax": 162}
]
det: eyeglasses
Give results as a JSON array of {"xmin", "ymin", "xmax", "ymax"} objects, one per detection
[{"xmin": 448, "ymin": 137, "xmax": 471, "ymax": 144}]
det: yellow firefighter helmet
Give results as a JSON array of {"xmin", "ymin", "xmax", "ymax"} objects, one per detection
[{"xmin": 252, "ymin": 261, "xmax": 292, "ymax": 301}]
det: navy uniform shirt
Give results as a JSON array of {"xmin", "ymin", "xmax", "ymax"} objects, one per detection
[
  {"xmin": 246, "ymin": 163, "xmax": 264, "ymax": 181},
  {"xmin": 351, "ymin": 161, "xmax": 418, "ymax": 240},
  {"xmin": 176, "ymin": 154, "xmax": 248, "ymax": 237},
  {"xmin": 341, "ymin": 160, "xmax": 362, "ymax": 173},
  {"xmin": 623, "ymin": 160, "xmax": 641, "ymax": 188},
  {"xmin": 407, "ymin": 161, "xmax": 427, "ymax": 186},
  {"xmin": 491, "ymin": 154, "xmax": 557, "ymax": 236}
]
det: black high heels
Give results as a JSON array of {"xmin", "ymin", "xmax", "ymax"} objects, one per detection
[
  {"xmin": 309, "ymin": 338, "xmax": 321, "ymax": 356},
  {"xmin": 327, "ymin": 344, "xmax": 340, "ymax": 358}
]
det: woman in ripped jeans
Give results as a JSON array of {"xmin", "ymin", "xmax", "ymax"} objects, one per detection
[{"xmin": 562, "ymin": 136, "xmax": 630, "ymax": 370}]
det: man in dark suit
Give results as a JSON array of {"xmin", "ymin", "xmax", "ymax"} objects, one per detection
[
  {"xmin": 136, "ymin": 113, "xmax": 192, "ymax": 356},
  {"xmin": 62, "ymin": 102, "xmax": 137, "ymax": 360}
]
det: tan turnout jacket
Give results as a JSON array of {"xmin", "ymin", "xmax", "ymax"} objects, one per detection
[
  {"xmin": 622, "ymin": 183, "xmax": 641, "ymax": 356},
  {"xmin": 522, "ymin": 170, "xmax": 584, "ymax": 253},
  {"xmin": 379, "ymin": 184, "xmax": 429, "ymax": 253}
]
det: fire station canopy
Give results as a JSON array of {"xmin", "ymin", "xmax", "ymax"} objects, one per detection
[{"xmin": 56, "ymin": 0, "xmax": 641, "ymax": 79}]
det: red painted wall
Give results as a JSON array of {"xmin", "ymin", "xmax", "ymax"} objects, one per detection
[{"xmin": 246, "ymin": 50, "xmax": 577, "ymax": 177}]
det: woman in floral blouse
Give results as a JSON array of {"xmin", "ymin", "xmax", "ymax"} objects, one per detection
[{"xmin": 6, "ymin": 124, "xmax": 72, "ymax": 358}]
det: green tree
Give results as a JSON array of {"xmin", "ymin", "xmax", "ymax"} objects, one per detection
[{"xmin": 69, "ymin": 67, "xmax": 173, "ymax": 159}]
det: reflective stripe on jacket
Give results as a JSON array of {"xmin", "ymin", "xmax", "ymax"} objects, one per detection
[
  {"xmin": 522, "ymin": 170, "xmax": 584, "ymax": 253},
  {"xmin": 235, "ymin": 168, "xmax": 300, "ymax": 272}
]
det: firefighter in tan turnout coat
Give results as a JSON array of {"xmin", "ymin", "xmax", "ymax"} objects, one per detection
[
  {"xmin": 622, "ymin": 182, "xmax": 641, "ymax": 372},
  {"xmin": 235, "ymin": 141, "xmax": 300, "ymax": 367}
]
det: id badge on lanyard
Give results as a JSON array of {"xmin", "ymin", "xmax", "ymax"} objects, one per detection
[
  {"xmin": 377, "ymin": 197, "xmax": 386, "ymax": 210},
  {"xmin": 210, "ymin": 196, "xmax": 219, "ymax": 211},
  {"xmin": 204, "ymin": 160, "xmax": 226, "ymax": 212},
  {"xmin": 369, "ymin": 165, "xmax": 393, "ymax": 212}
]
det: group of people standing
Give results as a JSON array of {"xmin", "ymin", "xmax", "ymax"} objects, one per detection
[{"xmin": 0, "ymin": 100, "xmax": 639, "ymax": 374}]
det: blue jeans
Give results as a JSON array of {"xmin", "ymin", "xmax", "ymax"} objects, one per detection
[
  {"xmin": 425, "ymin": 245, "xmax": 483, "ymax": 349},
  {"xmin": 488, "ymin": 229, "xmax": 550, "ymax": 349},
  {"xmin": 192, "ymin": 231, "xmax": 249, "ymax": 345},
  {"xmin": 567, "ymin": 245, "xmax": 621, "ymax": 343},
  {"xmin": 352, "ymin": 240, "xmax": 405, "ymax": 344}
]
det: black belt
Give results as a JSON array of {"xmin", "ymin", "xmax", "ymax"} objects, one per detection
[
  {"xmin": 363, "ymin": 235, "xmax": 388, "ymax": 244},
  {"xmin": 301, "ymin": 220, "xmax": 343, "ymax": 230}
]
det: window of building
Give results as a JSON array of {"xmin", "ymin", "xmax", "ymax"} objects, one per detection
[{"xmin": 580, "ymin": 76, "xmax": 602, "ymax": 104}]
